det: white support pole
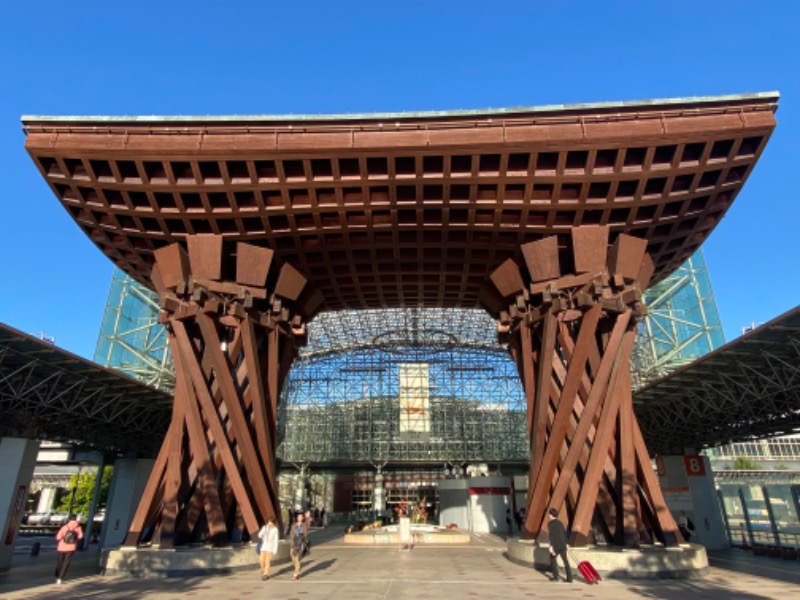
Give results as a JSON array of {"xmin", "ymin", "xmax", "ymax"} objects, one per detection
[
  {"xmin": 82, "ymin": 457, "xmax": 106, "ymax": 550},
  {"xmin": 100, "ymin": 457, "xmax": 154, "ymax": 548},
  {"xmin": 0, "ymin": 438, "xmax": 40, "ymax": 571},
  {"xmin": 658, "ymin": 454, "xmax": 729, "ymax": 549}
]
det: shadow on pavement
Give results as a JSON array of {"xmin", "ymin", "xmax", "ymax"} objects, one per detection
[
  {"xmin": 707, "ymin": 549, "xmax": 800, "ymax": 586},
  {"xmin": 625, "ymin": 579, "xmax": 785, "ymax": 600},
  {"xmin": 303, "ymin": 558, "xmax": 337, "ymax": 577}
]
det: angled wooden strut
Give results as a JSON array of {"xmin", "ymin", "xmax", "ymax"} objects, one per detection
[
  {"xmin": 486, "ymin": 227, "xmax": 681, "ymax": 548},
  {"xmin": 123, "ymin": 237, "xmax": 322, "ymax": 548}
]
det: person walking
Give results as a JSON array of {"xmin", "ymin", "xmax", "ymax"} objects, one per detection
[
  {"xmin": 54, "ymin": 514, "xmax": 83, "ymax": 584},
  {"xmin": 257, "ymin": 517, "xmax": 279, "ymax": 581},
  {"xmin": 547, "ymin": 508, "xmax": 573, "ymax": 583},
  {"xmin": 303, "ymin": 509, "xmax": 313, "ymax": 555},
  {"xmin": 289, "ymin": 512, "xmax": 306, "ymax": 580},
  {"xmin": 677, "ymin": 510, "xmax": 695, "ymax": 542}
]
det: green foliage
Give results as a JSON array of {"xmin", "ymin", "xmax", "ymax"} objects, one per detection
[
  {"xmin": 56, "ymin": 468, "xmax": 113, "ymax": 516},
  {"xmin": 732, "ymin": 455, "xmax": 761, "ymax": 471},
  {"xmin": 773, "ymin": 463, "xmax": 789, "ymax": 471}
]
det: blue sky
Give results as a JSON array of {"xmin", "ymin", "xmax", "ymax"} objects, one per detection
[{"xmin": 1, "ymin": 1, "xmax": 798, "ymax": 360}]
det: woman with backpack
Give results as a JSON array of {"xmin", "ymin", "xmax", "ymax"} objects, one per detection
[{"xmin": 54, "ymin": 514, "xmax": 83, "ymax": 584}]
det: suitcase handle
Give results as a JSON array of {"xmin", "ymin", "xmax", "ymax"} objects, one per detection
[{"xmin": 567, "ymin": 550, "xmax": 578, "ymax": 566}]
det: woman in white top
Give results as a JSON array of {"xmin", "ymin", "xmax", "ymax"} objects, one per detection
[{"xmin": 258, "ymin": 516, "xmax": 279, "ymax": 580}]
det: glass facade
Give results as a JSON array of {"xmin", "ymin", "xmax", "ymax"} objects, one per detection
[
  {"xmin": 93, "ymin": 269, "xmax": 174, "ymax": 392},
  {"xmin": 632, "ymin": 250, "xmax": 725, "ymax": 388},
  {"xmin": 277, "ymin": 309, "xmax": 529, "ymax": 464},
  {"xmin": 719, "ymin": 480, "xmax": 800, "ymax": 549}
]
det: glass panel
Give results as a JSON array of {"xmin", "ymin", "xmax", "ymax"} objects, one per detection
[
  {"xmin": 720, "ymin": 485, "xmax": 747, "ymax": 545},
  {"xmin": 766, "ymin": 484, "xmax": 800, "ymax": 547}
]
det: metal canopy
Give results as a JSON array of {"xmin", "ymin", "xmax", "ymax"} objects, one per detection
[
  {"xmin": 635, "ymin": 306, "xmax": 800, "ymax": 455},
  {"xmin": 0, "ymin": 322, "xmax": 170, "ymax": 455}
]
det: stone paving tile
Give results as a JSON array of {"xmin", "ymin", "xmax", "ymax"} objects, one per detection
[{"xmin": 1, "ymin": 530, "xmax": 799, "ymax": 599}]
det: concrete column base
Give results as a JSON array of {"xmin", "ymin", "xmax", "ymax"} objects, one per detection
[
  {"xmin": 506, "ymin": 538, "xmax": 709, "ymax": 579},
  {"xmin": 101, "ymin": 540, "xmax": 291, "ymax": 578},
  {"xmin": 0, "ymin": 438, "xmax": 39, "ymax": 571}
]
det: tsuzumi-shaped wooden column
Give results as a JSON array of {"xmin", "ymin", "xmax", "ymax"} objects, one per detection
[
  {"xmin": 484, "ymin": 226, "xmax": 681, "ymax": 548},
  {"xmin": 123, "ymin": 236, "xmax": 323, "ymax": 549}
]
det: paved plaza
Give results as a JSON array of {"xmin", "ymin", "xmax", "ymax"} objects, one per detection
[{"xmin": 1, "ymin": 527, "xmax": 798, "ymax": 599}]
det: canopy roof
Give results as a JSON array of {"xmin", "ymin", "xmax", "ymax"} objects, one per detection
[
  {"xmin": 0, "ymin": 322, "xmax": 170, "ymax": 454},
  {"xmin": 23, "ymin": 93, "xmax": 778, "ymax": 311},
  {"xmin": 636, "ymin": 305, "xmax": 800, "ymax": 455}
]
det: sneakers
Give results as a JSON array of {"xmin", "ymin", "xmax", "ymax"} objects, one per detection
[
  {"xmin": 56, "ymin": 579, "xmax": 62, "ymax": 585},
  {"xmin": 261, "ymin": 574, "xmax": 268, "ymax": 581},
  {"xmin": 292, "ymin": 572, "xmax": 300, "ymax": 580}
]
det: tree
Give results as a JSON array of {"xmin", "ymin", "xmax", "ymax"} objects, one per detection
[
  {"xmin": 732, "ymin": 455, "xmax": 761, "ymax": 471},
  {"xmin": 57, "ymin": 468, "xmax": 113, "ymax": 516}
]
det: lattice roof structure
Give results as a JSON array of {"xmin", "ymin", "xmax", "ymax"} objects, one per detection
[
  {"xmin": 23, "ymin": 92, "xmax": 778, "ymax": 312},
  {"xmin": 300, "ymin": 307, "xmax": 501, "ymax": 358},
  {"xmin": 0, "ymin": 322, "xmax": 170, "ymax": 454},
  {"xmin": 279, "ymin": 308, "xmax": 527, "ymax": 466},
  {"xmin": 635, "ymin": 306, "xmax": 800, "ymax": 455}
]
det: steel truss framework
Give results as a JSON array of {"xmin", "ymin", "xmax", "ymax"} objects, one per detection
[
  {"xmin": 279, "ymin": 308, "xmax": 529, "ymax": 465},
  {"xmin": 634, "ymin": 250, "xmax": 724, "ymax": 388},
  {"xmin": 635, "ymin": 306, "xmax": 800, "ymax": 456},
  {"xmin": 95, "ymin": 269, "xmax": 174, "ymax": 392},
  {"xmin": 0, "ymin": 322, "xmax": 170, "ymax": 454},
  {"xmin": 708, "ymin": 436, "xmax": 800, "ymax": 461}
]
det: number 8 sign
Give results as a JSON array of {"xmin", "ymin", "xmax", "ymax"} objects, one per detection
[{"xmin": 683, "ymin": 455, "xmax": 706, "ymax": 476}]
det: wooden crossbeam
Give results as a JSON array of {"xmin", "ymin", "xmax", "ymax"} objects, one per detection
[
  {"xmin": 124, "ymin": 236, "xmax": 315, "ymax": 549},
  {"xmin": 172, "ymin": 320, "xmax": 261, "ymax": 535},
  {"xmin": 531, "ymin": 311, "xmax": 557, "ymax": 480},
  {"xmin": 526, "ymin": 304, "xmax": 602, "ymax": 532},
  {"xmin": 570, "ymin": 328, "xmax": 636, "ymax": 545},
  {"xmin": 492, "ymin": 232, "xmax": 681, "ymax": 548},
  {"xmin": 172, "ymin": 341, "xmax": 228, "ymax": 542}
]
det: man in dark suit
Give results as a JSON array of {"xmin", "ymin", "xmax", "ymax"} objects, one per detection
[{"xmin": 547, "ymin": 507, "xmax": 573, "ymax": 583}]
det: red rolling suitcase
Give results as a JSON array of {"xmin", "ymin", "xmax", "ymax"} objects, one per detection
[{"xmin": 569, "ymin": 551, "xmax": 601, "ymax": 584}]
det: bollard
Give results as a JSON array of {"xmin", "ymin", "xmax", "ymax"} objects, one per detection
[{"xmin": 30, "ymin": 541, "xmax": 41, "ymax": 557}]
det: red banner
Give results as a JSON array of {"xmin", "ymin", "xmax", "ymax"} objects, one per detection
[{"xmin": 468, "ymin": 487, "xmax": 510, "ymax": 495}]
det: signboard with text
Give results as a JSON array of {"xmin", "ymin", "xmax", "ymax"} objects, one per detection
[{"xmin": 684, "ymin": 455, "xmax": 706, "ymax": 477}]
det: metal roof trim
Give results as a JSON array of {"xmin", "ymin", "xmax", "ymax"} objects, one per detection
[{"xmin": 21, "ymin": 91, "xmax": 780, "ymax": 126}]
